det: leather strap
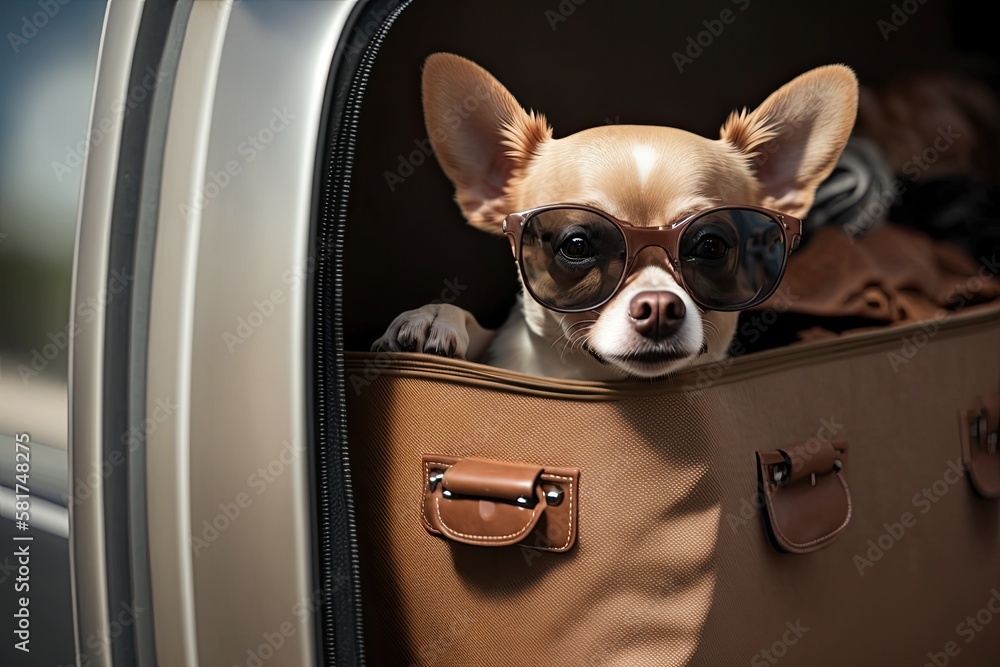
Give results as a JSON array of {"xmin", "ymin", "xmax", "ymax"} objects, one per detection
[
  {"xmin": 422, "ymin": 455, "xmax": 579, "ymax": 552},
  {"xmin": 757, "ymin": 437, "xmax": 851, "ymax": 554},
  {"xmin": 442, "ymin": 458, "xmax": 542, "ymax": 502},
  {"xmin": 959, "ymin": 395, "xmax": 1000, "ymax": 499}
]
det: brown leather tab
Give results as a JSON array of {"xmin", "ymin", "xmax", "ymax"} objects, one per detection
[
  {"xmin": 422, "ymin": 455, "xmax": 578, "ymax": 552},
  {"xmin": 442, "ymin": 458, "xmax": 542, "ymax": 502},
  {"xmin": 757, "ymin": 437, "xmax": 850, "ymax": 554},
  {"xmin": 959, "ymin": 395, "xmax": 1000, "ymax": 499},
  {"xmin": 785, "ymin": 439, "xmax": 837, "ymax": 484}
]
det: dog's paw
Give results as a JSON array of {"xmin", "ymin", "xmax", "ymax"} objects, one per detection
[{"xmin": 372, "ymin": 304, "xmax": 471, "ymax": 359}]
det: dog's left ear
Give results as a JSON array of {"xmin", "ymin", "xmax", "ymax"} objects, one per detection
[
  {"xmin": 720, "ymin": 65, "xmax": 858, "ymax": 218},
  {"xmin": 423, "ymin": 53, "xmax": 552, "ymax": 234}
]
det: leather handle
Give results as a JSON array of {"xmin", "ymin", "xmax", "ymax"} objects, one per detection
[
  {"xmin": 442, "ymin": 458, "xmax": 542, "ymax": 502},
  {"xmin": 757, "ymin": 436, "xmax": 851, "ymax": 554},
  {"xmin": 422, "ymin": 455, "xmax": 579, "ymax": 552}
]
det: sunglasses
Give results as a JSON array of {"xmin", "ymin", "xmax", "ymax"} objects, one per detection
[{"xmin": 501, "ymin": 204, "xmax": 802, "ymax": 313}]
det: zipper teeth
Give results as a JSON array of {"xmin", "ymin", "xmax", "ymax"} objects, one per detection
[{"xmin": 316, "ymin": 1, "xmax": 414, "ymax": 664}]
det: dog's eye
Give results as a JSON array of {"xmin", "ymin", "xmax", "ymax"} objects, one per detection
[
  {"xmin": 559, "ymin": 236, "xmax": 592, "ymax": 259},
  {"xmin": 692, "ymin": 235, "xmax": 729, "ymax": 259}
]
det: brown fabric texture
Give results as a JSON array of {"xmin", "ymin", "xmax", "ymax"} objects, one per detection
[
  {"xmin": 757, "ymin": 223, "xmax": 1000, "ymax": 325},
  {"xmin": 350, "ymin": 376, "xmax": 721, "ymax": 667},
  {"xmin": 346, "ymin": 305, "xmax": 1000, "ymax": 666}
]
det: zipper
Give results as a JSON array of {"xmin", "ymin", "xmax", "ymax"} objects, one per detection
[{"xmin": 315, "ymin": 0, "xmax": 415, "ymax": 664}]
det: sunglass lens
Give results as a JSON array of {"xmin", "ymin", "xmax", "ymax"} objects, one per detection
[
  {"xmin": 679, "ymin": 209, "xmax": 786, "ymax": 310},
  {"xmin": 520, "ymin": 209, "xmax": 627, "ymax": 311}
]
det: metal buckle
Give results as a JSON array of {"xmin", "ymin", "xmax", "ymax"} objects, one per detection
[
  {"xmin": 430, "ymin": 471, "xmax": 563, "ymax": 506},
  {"xmin": 428, "ymin": 472, "xmax": 444, "ymax": 492},
  {"xmin": 969, "ymin": 410, "xmax": 998, "ymax": 454},
  {"xmin": 773, "ymin": 458, "xmax": 842, "ymax": 486}
]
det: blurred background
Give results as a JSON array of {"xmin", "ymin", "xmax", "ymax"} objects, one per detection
[{"xmin": 1, "ymin": 1, "xmax": 106, "ymax": 665}]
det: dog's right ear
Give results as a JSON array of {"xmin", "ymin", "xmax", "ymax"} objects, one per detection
[
  {"xmin": 423, "ymin": 53, "xmax": 552, "ymax": 234},
  {"xmin": 720, "ymin": 65, "xmax": 858, "ymax": 219}
]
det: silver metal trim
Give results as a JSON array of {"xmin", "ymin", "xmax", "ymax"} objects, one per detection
[
  {"xmin": 127, "ymin": 3, "xmax": 195, "ymax": 665},
  {"xmin": 146, "ymin": 2, "xmax": 353, "ymax": 665},
  {"xmin": 428, "ymin": 472, "xmax": 445, "ymax": 491},
  {"xmin": 773, "ymin": 464, "xmax": 789, "ymax": 484},
  {"xmin": 145, "ymin": 3, "xmax": 232, "ymax": 665},
  {"xmin": 69, "ymin": 3, "xmax": 144, "ymax": 666}
]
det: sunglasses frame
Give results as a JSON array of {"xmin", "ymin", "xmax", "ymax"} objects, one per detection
[{"xmin": 501, "ymin": 203, "xmax": 803, "ymax": 313}]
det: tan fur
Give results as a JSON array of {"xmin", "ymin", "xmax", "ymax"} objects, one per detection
[
  {"xmin": 380, "ymin": 54, "xmax": 859, "ymax": 380},
  {"xmin": 719, "ymin": 65, "xmax": 860, "ymax": 218},
  {"xmin": 421, "ymin": 54, "xmax": 552, "ymax": 233}
]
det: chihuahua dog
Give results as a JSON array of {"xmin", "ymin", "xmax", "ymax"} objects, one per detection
[{"xmin": 374, "ymin": 54, "xmax": 858, "ymax": 380}]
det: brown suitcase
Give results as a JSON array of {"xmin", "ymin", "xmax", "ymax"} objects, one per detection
[
  {"xmin": 320, "ymin": 3, "xmax": 1000, "ymax": 664},
  {"xmin": 345, "ymin": 302, "xmax": 1000, "ymax": 666}
]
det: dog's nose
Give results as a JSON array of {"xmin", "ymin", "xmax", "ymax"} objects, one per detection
[{"xmin": 628, "ymin": 291, "xmax": 686, "ymax": 340}]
